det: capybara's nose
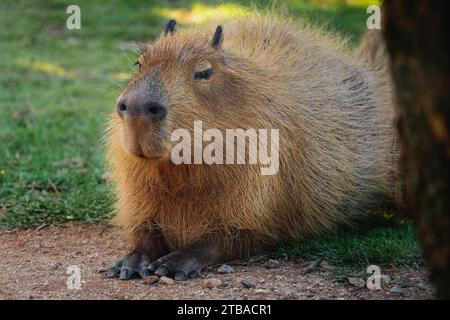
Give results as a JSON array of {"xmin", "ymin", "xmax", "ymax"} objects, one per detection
[{"xmin": 117, "ymin": 99, "xmax": 167, "ymax": 121}]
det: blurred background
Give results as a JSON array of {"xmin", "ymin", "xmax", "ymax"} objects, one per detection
[{"xmin": 1, "ymin": 0, "xmax": 422, "ymax": 278}]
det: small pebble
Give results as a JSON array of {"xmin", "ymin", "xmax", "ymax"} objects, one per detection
[
  {"xmin": 348, "ymin": 277, "xmax": 366, "ymax": 288},
  {"xmin": 417, "ymin": 282, "xmax": 432, "ymax": 290},
  {"xmin": 283, "ymin": 290, "xmax": 298, "ymax": 299},
  {"xmin": 159, "ymin": 276, "xmax": 175, "ymax": 285},
  {"xmin": 381, "ymin": 275, "xmax": 391, "ymax": 285},
  {"xmin": 203, "ymin": 278, "xmax": 222, "ymax": 289},
  {"xmin": 254, "ymin": 289, "xmax": 270, "ymax": 295},
  {"xmin": 264, "ymin": 259, "xmax": 281, "ymax": 269},
  {"xmin": 390, "ymin": 285, "xmax": 404, "ymax": 294},
  {"xmin": 217, "ymin": 264, "xmax": 234, "ymax": 274},
  {"xmin": 50, "ymin": 262, "xmax": 62, "ymax": 270},
  {"xmin": 241, "ymin": 276, "xmax": 257, "ymax": 289},
  {"xmin": 303, "ymin": 260, "xmax": 321, "ymax": 273},
  {"xmin": 394, "ymin": 275, "xmax": 409, "ymax": 286},
  {"xmin": 97, "ymin": 267, "xmax": 108, "ymax": 274},
  {"xmin": 143, "ymin": 275, "xmax": 160, "ymax": 285}
]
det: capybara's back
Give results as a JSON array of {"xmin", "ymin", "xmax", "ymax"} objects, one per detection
[{"xmin": 105, "ymin": 14, "xmax": 400, "ymax": 281}]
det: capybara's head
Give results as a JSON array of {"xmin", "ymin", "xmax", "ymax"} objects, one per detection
[{"xmin": 114, "ymin": 19, "xmax": 259, "ymax": 160}]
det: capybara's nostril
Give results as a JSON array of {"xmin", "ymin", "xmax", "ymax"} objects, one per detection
[
  {"xmin": 148, "ymin": 106, "xmax": 159, "ymax": 114},
  {"xmin": 146, "ymin": 102, "xmax": 167, "ymax": 121}
]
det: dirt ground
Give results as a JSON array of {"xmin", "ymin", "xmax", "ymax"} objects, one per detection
[{"xmin": 0, "ymin": 223, "xmax": 434, "ymax": 300}]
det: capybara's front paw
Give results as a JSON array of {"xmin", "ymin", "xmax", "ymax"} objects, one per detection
[
  {"xmin": 106, "ymin": 252, "xmax": 152, "ymax": 280},
  {"xmin": 148, "ymin": 251, "xmax": 204, "ymax": 281}
]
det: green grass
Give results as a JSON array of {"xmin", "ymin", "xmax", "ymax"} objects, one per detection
[
  {"xmin": 278, "ymin": 218, "xmax": 422, "ymax": 279},
  {"xmin": 0, "ymin": 0, "xmax": 422, "ymax": 274}
]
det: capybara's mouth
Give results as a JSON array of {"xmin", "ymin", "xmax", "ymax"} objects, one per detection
[
  {"xmin": 135, "ymin": 152, "xmax": 166, "ymax": 161},
  {"xmin": 124, "ymin": 138, "xmax": 170, "ymax": 161},
  {"xmin": 121, "ymin": 119, "xmax": 170, "ymax": 160}
]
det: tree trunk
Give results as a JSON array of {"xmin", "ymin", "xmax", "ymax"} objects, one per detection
[{"xmin": 383, "ymin": 1, "xmax": 450, "ymax": 299}]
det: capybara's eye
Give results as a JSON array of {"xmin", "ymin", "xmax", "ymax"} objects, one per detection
[
  {"xmin": 133, "ymin": 55, "xmax": 144, "ymax": 69},
  {"xmin": 133, "ymin": 60, "xmax": 141, "ymax": 69},
  {"xmin": 194, "ymin": 68, "xmax": 213, "ymax": 80}
]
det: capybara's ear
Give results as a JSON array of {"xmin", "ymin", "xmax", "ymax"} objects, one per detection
[
  {"xmin": 211, "ymin": 25, "xmax": 223, "ymax": 49},
  {"xmin": 164, "ymin": 19, "xmax": 176, "ymax": 36}
]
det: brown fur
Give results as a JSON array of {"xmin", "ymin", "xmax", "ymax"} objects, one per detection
[{"xmin": 105, "ymin": 14, "xmax": 400, "ymax": 261}]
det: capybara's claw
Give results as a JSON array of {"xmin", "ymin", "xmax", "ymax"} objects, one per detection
[
  {"xmin": 106, "ymin": 252, "xmax": 152, "ymax": 280},
  {"xmin": 154, "ymin": 265, "xmax": 170, "ymax": 277},
  {"xmin": 148, "ymin": 250, "xmax": 204, "ymax": 281},
  {"xmin": 106, "ymin": 259, "xmax": 123, "ymax": 278},
  {"xmin": 106, "ymin": 266, "xmax": 120, "ymax": 278},
  {"xmin": 147, "ymin": 260, "xmax": 162, "ymax": 273},
  {"xmin": 174, "ymin": 270, "xmax": 188, "ymax": 281}
]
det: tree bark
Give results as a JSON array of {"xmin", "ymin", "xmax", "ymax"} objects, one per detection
[{"xmin": 383, "ymin": 1, "xmax": 450, "ymax": 298}]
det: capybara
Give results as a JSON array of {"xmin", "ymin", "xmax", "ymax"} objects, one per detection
[{"xmin": 105, "ymin": 14, "xmax": 400, "ymax": 281}]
